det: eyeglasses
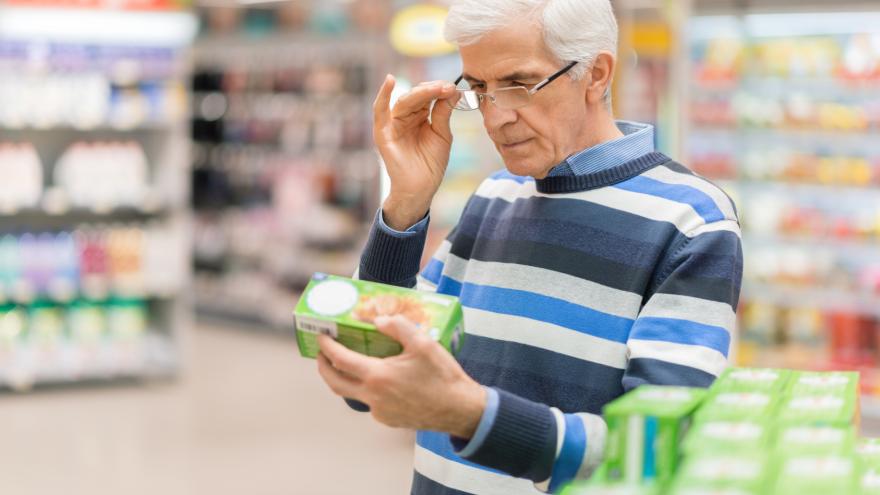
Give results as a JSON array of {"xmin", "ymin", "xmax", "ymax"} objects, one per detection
[{"xmin": 450, "ymin": 61, "xmax": 578, "ymax": 111}]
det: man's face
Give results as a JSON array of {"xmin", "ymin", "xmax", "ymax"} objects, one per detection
[{"xmin": 459, "ymin": 22, "xmax": 591, "ymax": 179}]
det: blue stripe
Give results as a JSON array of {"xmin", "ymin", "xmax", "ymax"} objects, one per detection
[
  {"xmin": 488, "ymin": 169, "xmax": 534, "ymax": 184},
  {"xmin": 416, "ymin": 430, "xmax": 503, "ymax": 474},
  {"xmin": 436, "ymin": 275, "xmax": 463, "ymax": 297},
  {"xmin": 421, "ymin": 258, "xmax": 444, "ymax": 285},
  {"xmin": 643, "ymin": 416, "xmax": 657, "ymax": 480},
  {"xmin": 613, "ymin": 176, "xmax": 726, "ymax": 224},
  {"xmin": 457, "ymin": 281, "xmax": 633, "ymax": 343},
  {"xmin": 629, "ymin": 317, "xmax": 730, "ymax": 357},
  {"xmin": 549, "ymin": 414, "xmax": 587, "ymax": 493}
]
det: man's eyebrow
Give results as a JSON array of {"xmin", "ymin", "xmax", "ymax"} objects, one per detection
[{"xmin": 461, "ymin": 71, "xmax": 544, "ymax": 84}]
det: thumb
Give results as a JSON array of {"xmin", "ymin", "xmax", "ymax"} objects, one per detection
[
  {"xmin": 430, "ymin": 83, "xmax": 457, "ymax": 143},
  {"xmin": 374, "ymin": 315, "xmax": 422, "ymax": 349}
]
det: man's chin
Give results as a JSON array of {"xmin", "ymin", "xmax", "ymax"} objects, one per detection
[{"xmin": 502, "ymin": 159, "xmax": 551, "ymax": 179}]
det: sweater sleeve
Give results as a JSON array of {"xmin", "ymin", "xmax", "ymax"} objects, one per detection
[
  {"xmin": 356, "ymin": 207, "xmax": 430, "ymax": 288},
  {"xmin": 623, "ymin": 219, "xmax": 743, "ymax": 390}
]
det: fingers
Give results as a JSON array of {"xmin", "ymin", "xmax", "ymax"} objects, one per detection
[
  {"xmin": 317, "ymin": 335, "xmax": 376, "ymax": 379},
  {"xmin": 372, "ymin": 74, "xmax": 395, "ymax": 128},
  {"xmin": 430, "ymin": 85, "xmax": 458, "ymax": 143},
  {"xmin": 317, "ymin": 352, "xmax": 362, "ymax": 399},
  {"xmin": 392, "ymin": 81, "xmax": 455, "ymax": 121},
  {"xmin": 373, "ymin": 315, "xmax": 424, "ymax": 350}
]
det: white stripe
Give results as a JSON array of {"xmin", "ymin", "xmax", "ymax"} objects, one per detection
[
  {"xmin": 415, "ymin": 275, "xmax": 438, "ymax": 293},
  {"xmin": 414, "ymin": 445, "xmax": 542, "ymax": 495},
  {"xmin": 465, "ymin": 307, "xmax": 628, "ymax": 369},
  {"xmin": 430, "ymin": 239, "xmax": 453, "ymax": 264},
  {"xmin": 446, "ymin": 255, "xmax": 643, "ymax": 319},
  {"xmin": 575, "ymin": 413, "xmax": 608, "ymax": 478},
  {"xmin": 475, "ymin": 177, "xmax": 713, "ymax": 238},
  {"xmin": 352, "ymin": 267, "xmax": 360, "ymax": 279},
  {"xmin": 640, "ymin": 294, "xmax": 736, "ymax": 331},
  {"xmin": 642, "ymin": 165, "xmax": 738, "ymax": 221},
  {"xmin": 627, "ymin": 339, "xmax": 728, "ymax": 377},
  {"xmin": 687, "ymin": 219, "xmax": 741, "ymax": 238}
]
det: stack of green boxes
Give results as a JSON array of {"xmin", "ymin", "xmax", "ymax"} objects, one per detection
[{"xmin": 561, "ymin": 368, "xmax": 871, "ymax": 495}]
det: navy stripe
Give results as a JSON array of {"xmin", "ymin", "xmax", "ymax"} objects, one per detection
[
  {"xmin": 457, "ymin": 334, "xmax": 625, "ymax": 414},
  {"xmin": 629, "ymin": 317, "xmax": 730, "ymax": 357},
  {"xmin": 457, "ymin": 282, "xmax": 632, "ymax": 343},
  {"xmin": 464, "ymin": 193, "xmax": 683, "ymax": 256},
  {"xmin": 622, "ymin": 358, "xmax": 717, "ymax": 391},
  {"xmin": 450, "ymin": 236, "xmax": 653, "ymax": 295},
  {"xmin": 411, "ymin": 471, "xmax": 474, "ymax": 495},
  {"xmin": 614, "ymin": 175, "xmax": 726, "ymax": 224}
]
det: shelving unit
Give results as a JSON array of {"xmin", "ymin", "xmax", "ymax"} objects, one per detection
[
  {"xmin": 681, "ymin": 5, "xmax": 880, "ymax": 412},
  {"xmin": 0, "ymin": 2, "xmax": 196, "ymax": 390},
  {"xmin": 189, "ymin": 16, "xmax": 390, "ymax": 331}
]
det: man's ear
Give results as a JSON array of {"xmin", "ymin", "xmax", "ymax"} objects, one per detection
[{"xmin": 585, "ymin": 52, "xmax": 616, "ymax": 106}]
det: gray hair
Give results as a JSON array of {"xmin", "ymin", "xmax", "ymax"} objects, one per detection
[{"xmin": 444, "ymin": 0, "xmax": 617, "ymax": 102}]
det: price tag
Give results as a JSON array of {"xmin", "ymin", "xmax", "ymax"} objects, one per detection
[{"xmin": 296, "ymin": 316, "xmax": 338, "ymax": 338}]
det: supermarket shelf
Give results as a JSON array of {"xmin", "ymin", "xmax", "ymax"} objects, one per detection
[
  {"xmin": 742, "ymin": 281, "xmax": 880, "ymax": 316},
  {"xmin": 0, "ymin": 331, "xmax": 178, "ymax": 392},
  {"xmin": 744, "ymin": 233, "xmax": 880, "ymax": 254},
  {"xmin": 862, "ymin": 395, "xmax": 880, "ymax": 421},
  {"xmin": 1, "ymin": 123, "xmax": 178, "ymax": 133},
  {"xmin": 0, "ymin": 205, "xmax": 172, "ymax": 227},
  {"xmin": 721, "ymin": 179, "xmax": 880, "ymax": 199}
]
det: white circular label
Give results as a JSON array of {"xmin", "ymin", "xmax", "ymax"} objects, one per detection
[
  {"xmin": 788, "ymin": 396, "xmax": 843, "ymax": 411},
  {"xmin": 306, "ymin": 280, "xmax": 359, "ymax": 316},
  {"xmin": 692, "ymin": 458, "xmax": 761, "ymax": 480},
  {"xmin": 798, "ymin": 375, "xmax": 850, "ymax": 387}
]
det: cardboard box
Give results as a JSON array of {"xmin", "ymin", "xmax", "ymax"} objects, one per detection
[
  {"xmin": 777, "ymin": 394, "xmax": 858, "ymax": 427},
  {"xmin": 603, "ymin": 386, "xmax": 707, "ymax": 486},
  {"xmin": 694, "ymin": 391, "xmax": 778, "ymax": 422},
  {"xmin": 670, "ymin": 455, "xmax": 768, "ymax": 493},
  {"xmin": 293, "ymin": 273, "xmax": 464, "ymax": 358},
  {"xmin": 775, "ymin": 425, "xmax": 855, "ymax": 455},
  {"xmin": 857, "ymin": 438, "xmax": 880, "ymax": 469}
]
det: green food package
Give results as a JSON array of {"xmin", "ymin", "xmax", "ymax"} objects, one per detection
[
  {"xmin": 861, "ymin": 466, "xmax": 880, "ymax": 495},
  {"xmin": 772, "ymin": 455, "xmax": 858, "ymax": 495},
  {"xmin": 694, "ymin": 391, "xmax": 778, "ymax": 422},
  {"xmin": 670, "ymin": 455, "xmax": 768, "ymax": 493},
  {"xmin": 293, "ymin": 273, "xmax": 465, "ymax": 358},
  {"xmin": 711, "ymin": 367, "xmax": 792, "ymax": 393},
  {"xmin": 788, "ymin": 371, "xmax": 859, "ymax": 397},
  {"xmin": 857, "ymin": 438, "xmax": 880, "ymax": 469},
  {"xmin": 603, "ymin": 386, "xmax": 707, "ymax": 486},
  {"xmin": 777, "ymin": 393, "xmax": 857, "ymax": 427},
  {"xmin": 682, "ymin": 420, "xmax": 770, "ymax": 456},
  {"xmin": 775, "ymin": 424, "xmax": 855, "ymax": 455}
]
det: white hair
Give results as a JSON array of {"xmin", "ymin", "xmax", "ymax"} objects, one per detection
[{"xmin": 444, "ymin": 0, "xmax": 617, "ymax": 98}]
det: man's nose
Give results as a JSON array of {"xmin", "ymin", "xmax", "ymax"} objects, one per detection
[{"xmin": 480, "ymin": 100, "xmax": 518, "ymax": 132}]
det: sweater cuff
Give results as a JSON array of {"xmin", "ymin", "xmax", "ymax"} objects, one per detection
[
  {"xmin": 359, "ymin": 207, "xmax": 429, "ymax": 287},
  {"xmin": 451, "ymin": 387, "xmax": 499, "ymax": 457},
  {"xmin": 456, "ymin": 388, "xmax": 558, "ymax": 482}
]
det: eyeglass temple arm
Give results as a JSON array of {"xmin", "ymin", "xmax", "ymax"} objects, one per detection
[
  {"xmin": 454, "ymin": 75, "xmax": 464, "ymax": 85},
  {"xmin": 531, "ymin": 60, "xmax": 579, "ymax": 93}
]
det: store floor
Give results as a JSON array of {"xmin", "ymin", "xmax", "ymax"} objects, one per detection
[{"xmin": 0, "ymin": 322, "xmax": 415, "ymax": 495}]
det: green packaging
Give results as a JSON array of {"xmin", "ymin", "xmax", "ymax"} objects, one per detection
[
  {"xmin": 788, "ymin": 371, "xmax": 859, "ymax": 397},
  {"xmin": 775, "ymin": 424, "xmax": 855, "ymax": 455},
  {"xmin": 861, "ymin": 466, "xmax": 880, "ymax": 495},
  {"xmin": 603, "ymin": 386, "xmax": 707, "ymax": 486},
  {"xmin": 682, "ymin": 420, "xmax": 770, "ymax": 455},
  {"xmin": 293, "ymin": 273, "xmax": 464, "ymax": 358},
  {"xmin": 777, "ymin": 393, "xmax": 857, "ymax": 427},
  {"xmin": 694, "ymin": 391, "xmax": 777, "ymax": 422},
  {"xmin": 711, "ymin": 367, "xmax": 792, "ymax": 393},
  {"xmin": 772, "ymin": 455, "xmax": 858, "ymax": 495},
  {"xmin": 857, "ymin": 438, "xmax": 880, "ymax": 469},
  {"xmin": 670, "ymin": 455, "xmax": 768, "ymax": 493}
]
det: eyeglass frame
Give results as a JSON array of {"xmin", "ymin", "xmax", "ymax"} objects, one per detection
[{"xmin": 451, "ymin": 60, "xmax": 579, "ymax": 111}]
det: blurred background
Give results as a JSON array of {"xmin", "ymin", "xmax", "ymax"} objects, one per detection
[{"xmin": 0, "ymin": 0, "xmax": 879, "ymax": 493}]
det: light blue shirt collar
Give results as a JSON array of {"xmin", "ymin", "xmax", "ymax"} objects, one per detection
[{"xmin": 548, "ymin": 120, "xmax": 655, "ymax": 177}]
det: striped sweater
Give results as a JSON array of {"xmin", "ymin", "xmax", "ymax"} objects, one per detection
[{"xmin": 357, "ymin": 151, "xmax": 743, "ymax": 494}]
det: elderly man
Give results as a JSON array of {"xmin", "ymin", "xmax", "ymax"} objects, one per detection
[{"xmin": 315, "ymin": 0, "xmax": 743, "ymax": 493}]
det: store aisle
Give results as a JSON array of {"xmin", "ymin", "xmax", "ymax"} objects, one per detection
[{"xmin": 0, "ymin": 324, "xmax": 415, "ymax": 495}]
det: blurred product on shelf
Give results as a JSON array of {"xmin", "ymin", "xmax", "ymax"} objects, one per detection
[
  {"xmin": 0, "ymin": 143, "xmax": 43, "ymax": 211},
  {"xmin": 0, "ymin": 224, "xmax": 186, "ymax": 303},
  {"xmin": 54, "ymin": 141, "xmax": 150, "ymax": 209}
]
